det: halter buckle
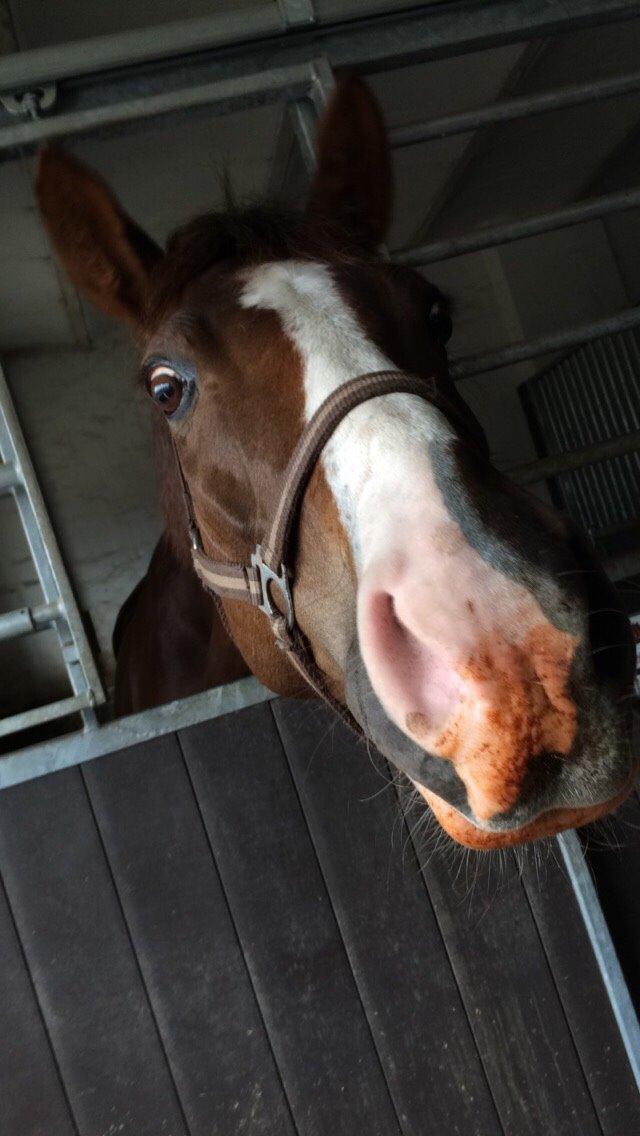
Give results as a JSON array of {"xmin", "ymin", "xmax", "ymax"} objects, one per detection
[{"xmin": 251, "ymin": 547, "xmax": 294, "ymax": 631}]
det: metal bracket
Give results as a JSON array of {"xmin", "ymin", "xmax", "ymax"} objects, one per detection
[
  {"xmin": 0, "ymin": 83, "xmax": 56, "ymax": 120},
  {"xmin": 278, "ymin": 0, "xmax": 315, "ymax": 28},
  {"xmin": 289, "ymin": 58, "xmax": 336, "ymax": 176},
  {"xmin": 309, "ymin": 56, "xmax": 335, "ymax": 113},
  {"xmin": 251, "ymin": 546, "xmax": 295, "ymax": 631}
]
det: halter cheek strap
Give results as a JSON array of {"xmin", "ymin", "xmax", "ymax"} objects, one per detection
[{"xmin": 173, "ymin": 369, "xmax": 481, "ymax": 728}]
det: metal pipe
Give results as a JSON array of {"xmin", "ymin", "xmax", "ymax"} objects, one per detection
[
  {"xmin": 0, "ymin": 460, "xmax": 19, "ymax": 493},
  {"xmin": 0, "ymin": 64, "xmax": 315, "ymax": 150},
  {"xmin": 2, "ymin": 0, "xmax": 636, "ymax": 95},
  {"xmin": 0, "ymin": 692, "xmax": 95, "ymax": 742},
  {"xmin": 395, "ymin": 185, "xmax": 640, "ymax": 267},
  {"xmin": 0, "ymin": 5, "xmax": 283, "ymax": 93},
  {"xmin": 0, "ymin": 1, "xmax": 423, "ymax": 93},
  {"xmin": 558, "ymin": 829, "xmax": 640, "ymax": 1093},
  {"xmin": 449, "ymin": 307, "xmax": 640, "ymax": 381},
  {"xmin": 0, "ymin": 599, "xmax": 63, "ymax": 642},
  {"xmin": 2, "ymin": 1, "xmax": 640, "ymax": 153},
  {"xmin": 0, "ymin": 678, "xmax": 273, "ymax": 789},
  {"xmin": 389, "ymin": 67, "xmax": 640, "ymax": 149},
  {"xmin": 507, "ymin": 430, "xmax": 640, "ymax": 485},
  {"xmin": 0, "ymin": 364, "xmax": 105, "ymax": 707}
]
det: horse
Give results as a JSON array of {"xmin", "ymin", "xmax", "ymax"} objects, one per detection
[
  {"xmin": 36, "ymin": 75, "xmax": 637, "ymax": 849},
  {"xmin": 111, "ymin": 532, "xmax": 248, "ymax": 717}
]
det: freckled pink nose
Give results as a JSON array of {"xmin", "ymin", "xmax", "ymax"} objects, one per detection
[{"xmin": 358, "ymin": 574, "xmax": 579, "ymax": 822}]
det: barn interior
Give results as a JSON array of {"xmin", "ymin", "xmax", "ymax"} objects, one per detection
[
  {"xmin": 2, "ymin": 3, "xmax": 640, "ymax": 735},
  {"xmin": 1, "ymin": 5, "xmax": 640, "ymax": 1135}
]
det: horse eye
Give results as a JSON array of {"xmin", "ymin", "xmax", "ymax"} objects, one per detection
[
  {"xmin": 428, "ymin": 301, "xmax": 452, "ymax": 345},
  {"xmin": 145, "ymin": 366, "xmax": 186, "ymax": 417}
]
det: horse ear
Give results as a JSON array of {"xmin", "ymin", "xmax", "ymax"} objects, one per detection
[
  {"xmin": 36, "ymin": 146, "xmax": 162, "ymax": 326},
  {"xmin": 306, "ymin": 74, "xmax": 392, "ymax": 247}
]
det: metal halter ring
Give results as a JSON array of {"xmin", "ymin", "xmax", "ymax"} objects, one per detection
[{"xmin": 250, "ymin": 547, "xmax": 295, "ymax": 630}]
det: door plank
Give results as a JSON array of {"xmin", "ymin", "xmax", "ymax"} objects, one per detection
[
  {"xmin": 0, "ymin": 874, "xmax": 77, "ymax": 1136},
  {"xmin": 83, "ymin": 733, "xmax": 296, "ymax": 1136},
  {"xmin": 520, "ymin": 844, "xmax": 640, "ymax": 1134},
  {"xmin": 272, "ymin": 698, "xmax": 503, "ymax": 1136},
  {"xmin": 414, "ymin": 817, "xmax": 603, "ymax": 1136},
  {"xmin": 179, "ymin": 703, "xmax": 402, "ymax": 1136},
  {"xmin": 0, "ymin": 767, "xmax": 188, "ymax": 1136}
]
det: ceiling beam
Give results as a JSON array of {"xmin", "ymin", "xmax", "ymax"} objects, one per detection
[{"xmin": 2, "ymin": 1, "xmax": 640, "ymax": 152}]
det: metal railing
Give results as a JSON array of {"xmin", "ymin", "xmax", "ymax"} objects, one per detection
[
  {"xmin": 1, "ymin": 1, "xmax": 637, "ymax": 96},
  {"xmin": 395, "ymin": 185, "xmax": 640, "ymax": 266},
  {"xmin": 449, "ymin": 307, "xmax": 640, "ymax": 380},
  {"xmin": 0, "ymin": 365, "xmax": 105, "ymax": 736},
  {"xmin": 389, "ymin": 66, "xmax": 640, "ymax": 148}
]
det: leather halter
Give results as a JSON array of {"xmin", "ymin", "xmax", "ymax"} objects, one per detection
[{"xmin": 173, "ymin": 368, "xmax": 482, "ymax": 727}]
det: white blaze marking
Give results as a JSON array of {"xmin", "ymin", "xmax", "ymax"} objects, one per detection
[{"xmin": 240, "ymin": 261, "xmax": 453, "ymax": 569}]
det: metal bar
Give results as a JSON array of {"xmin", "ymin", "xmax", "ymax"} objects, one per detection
[
  {"xmin": 389, "ymin": 66, "xmax": 640, "ymax": 150},
  {"xmin": 0, "ymin": 678, "xmax": 274, "ymax": 790},
  {"xmin": 291, "ymin": 97, "xmax": 319, "ymax": 175},
  {"xmin": 558, "ymin": 830, "xmax": 640, "ymax": 1092},
  {"xmin": 507, "ymin": 429, "xmax": 640, "ymax": 486},
  {"xmin": 289, "ymin": 56, "xmax": 334, "ymax": 175},
  {"xmin": 0, "ymin": 692, "xmax": 95, "ymax": 741},
  {"xmin": 0, "ymin": 63, "xmax": 315, "ymax": 150},
  {"xmin": 0, "ymin": 364, "xmax": 105, "ymax": 707},
  {"xmin": 2, "ymin": 0, "xmax": 636, "ymax": 94},
  {"xmin": 278, "ymin": 0, "xmax": 315, "ymax": 28},
  {"xmin": 0, "ymin": 4, "xmax": 283, "ymax": 92},
  {"xmin": 0, "ymin": 0, "xmax": 418, "ymax": 92},
  {"xmin": 449, "ymin": 306, "xmax": 640, "ymax": 381},
  {"xmin": 0, "ymin": 599, "xmax": 63, "ymax": 642},
  {"xmin": 395, "ymin": 185, "xmax": 640, "ymax": 267},
  {"xmin": 2, "ymin": 2, "xmax": 640, "ymax": 157},
  {"xmin": 308, "ymin": 54, "xmax": 335, "ymax": 115},
  {"xmin": 0, "ymin": 459, "xmax": 18, "ymax": 493}
]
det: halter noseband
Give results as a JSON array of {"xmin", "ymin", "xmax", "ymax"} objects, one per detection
[{"xmin": 173, "ymin": 369, "xmax": 482, "ymax": 728}]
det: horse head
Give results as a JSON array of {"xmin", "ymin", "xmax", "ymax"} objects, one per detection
[{"xmin": 36, "ymin": 76, "xmax": 637, "ymax": 848}]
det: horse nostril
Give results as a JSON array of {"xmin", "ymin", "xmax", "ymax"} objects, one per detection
[{"xmin": 359, "ymin": 586, "xmax": 465, "ymax": 740}]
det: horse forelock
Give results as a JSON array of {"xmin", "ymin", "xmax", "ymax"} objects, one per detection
[{"xmin": 144, "ymin": 206, "xmax": 373, "ymax": 329}]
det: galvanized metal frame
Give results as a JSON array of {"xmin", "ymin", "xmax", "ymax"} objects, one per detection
[
  {"xmin": 389, "ymin": 65, "xmax": 640, "ymax": 149},
  {"xmin": 559, "ymin": 829, "xmax": 640, "ymax": 1092},
  {"xmin": 0, "ymin": 364, "xmax": 105, "ymax": 735},
  {"xmin": 450, "ymin": 306, "xmax": 640, "ymax": 380},
  {"xmin": 395, "ymin": 184, "xmax": 640, "ymax": 267},
  {"xmin": 508, "ymin": 428, "xmax": 640, "ymax": 486},
  {"xmin": 0, "ymin": 677, "xmax": 274, "ymax": 789},
  {"xmin": 1, "ymin": 1, "xmax": 639, "ymax": 1083}
]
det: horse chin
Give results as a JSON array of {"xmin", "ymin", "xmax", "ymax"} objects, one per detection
[{"xmin": 417, "ymin": 780, "xmax": 636, "ymax": 850}]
